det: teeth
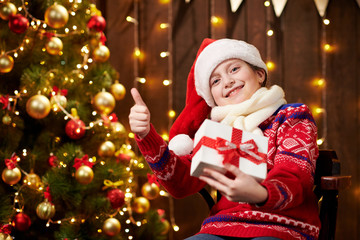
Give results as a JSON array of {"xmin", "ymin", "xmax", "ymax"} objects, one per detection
[{"xmin": 226, "ymin": 86, "xmax": 243, "ymax": 98}]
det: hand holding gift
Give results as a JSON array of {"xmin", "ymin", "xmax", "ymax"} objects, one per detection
[{"xmin": 199, "ymin": 163, "xmax": 268, "ymax": 204}]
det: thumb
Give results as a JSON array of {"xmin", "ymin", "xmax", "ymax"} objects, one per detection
[{"xmin": 131, "ymin": 88, "xmax": 146, "ymax": 106}]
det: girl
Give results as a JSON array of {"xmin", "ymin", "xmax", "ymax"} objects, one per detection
[{"xmin": 129, "ymin": 38, "xmax": 320, "ymax": 240}]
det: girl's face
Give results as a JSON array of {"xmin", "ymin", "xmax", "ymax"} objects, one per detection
[{"xmin": 209, "ymin": 59, "xmax": 265, "ymax": 106}]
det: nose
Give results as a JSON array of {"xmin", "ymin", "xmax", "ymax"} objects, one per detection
[{"xmin": 224, "ymin": 76, "xmax": 235, "ymax": 88}]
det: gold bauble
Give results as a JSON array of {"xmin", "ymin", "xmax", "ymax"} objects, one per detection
[
  {"xmin": 50, "ymin": 94, "xmax": 67, "ymax": 112},
  {"xmin": 36, "ymin": 200, "xmax": 55, "ymax": 220},
  {"xmin": 2, "ymin": 114, "xmax": 11, "ymax": 125},
  {"xmin": 98, "ymin": 141, "xmax": 115, "ymax": 157},
  {"xmin": 93, "ymin": 45, "xmax": 110, "ymax": 62},
  {"xmin": 45, "ymin": 37, "xmax": 63, "ymax": 55},
  {"xmin": 160, "ymin": 219, "xmax": 170, "ymax": 235},
  {"xmin": 26, "ymin": 95, "xmax": 51, "ymax": 119},
  {"xmin": 75, "ymin": 165, "xmax": 94, "ymax": 184},
  {"xmin": 93, "ymin": 91, "xmax": 115, "ymax": 115},
  {"xmin": 132, "ymin": 197, "xmax": 150, "ymax": 214},
  {"xmin": 110, "ymin": 81, "xmax": 126, "ymax": 101},
  {"xmin": 111, "ymin": 121, "xmax": 126, "ymax": 135},
  {"xmin": 141, "ymin": 182, "xmax": 160, "ymax": 200},
  {"xmin": 0, "ymin": 2, "xmax": 17, "ymax": 20},
  {"xmin": 0, "ymin": 233, "xmax": 13, "ymax": 240},
  {"xmin": 2, "ymin": 167, "xmax": 21, "ymax": 185},
  {"xmin": 0, "ymin": 54, "xmax": 14, "ymax": 74},
  {"xmin": 44, "ymin": 4, "xmax": 69, "ymax": 29},
  {"xmin": 102, "ymin": 217, "xmax": 121, "ymax": 237},
  {"xmin": 23, "ymin": 172, "xmax": 42, "ymax": 189}
]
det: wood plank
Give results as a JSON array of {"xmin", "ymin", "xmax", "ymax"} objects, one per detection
[{"xmin": 325, "ymin": 0, "xmax": 360, "ymax": 239}]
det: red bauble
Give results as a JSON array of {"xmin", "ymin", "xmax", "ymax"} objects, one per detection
[
  {"xmin": 87, "ymin": 15, "xmax": 106, "ymax": 32},
  {"xmin": 13, "ymin": 213, "xmax": 31, "ymax": 231},
  {"xmin": 65, "ymin": 119, "xmax": 86, "ymax": 140},
  {"xmin": 107, "ymin": 189, "xmax": 125, "ymax": 209},
  {"xmin": 8, "ymin": 14, "xmax": 29, "ymax": 34}
]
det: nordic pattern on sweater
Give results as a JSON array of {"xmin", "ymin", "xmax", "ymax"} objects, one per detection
[{"xmin": 135, "ymin": 103, "xmax": 320, "ymax": 240}]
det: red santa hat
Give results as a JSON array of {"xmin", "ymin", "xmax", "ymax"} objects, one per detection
[{"xmin": 168, "ymin": 38, "xmax": 267, "ymax": 156}]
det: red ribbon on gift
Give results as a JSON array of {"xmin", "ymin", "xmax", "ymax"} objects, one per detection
[
  {"xmin": 0, "ymin": 95, "xmax": 9, "ymax": 110},
  {"xmin": 0, "ymin": 223, "xmax": 12, "ymax": 234},
  {"xmin": 147, "ymin": 173, "xmax": 160, "ymax": 187},
  {"xmin": 73, "ymin": 155, "xmax": 94, "ymax": 170},
  {"xmin": 5, "ymin": 154, "xmax": 18, "ymax": 170},
  {"xmin": 216, "ymin": 138, "xmax": 266, "ymax": 167},
  {"xmin": 193, "ymin": 128, "xmax": 266, "ymax": 167}
]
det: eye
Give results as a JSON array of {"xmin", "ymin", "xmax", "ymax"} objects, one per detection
[
  {"xmin": 230, "ymin": 66, "xmax": 240, "ymax": 73},
  {"xmin": 211, "ymin": 78, "xmax": 220, "ymax": 86}
]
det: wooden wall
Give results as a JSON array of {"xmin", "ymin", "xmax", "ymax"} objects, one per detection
[{"xmin": 101, "ymin": 0, "xmax": 360, "ymax": 239}]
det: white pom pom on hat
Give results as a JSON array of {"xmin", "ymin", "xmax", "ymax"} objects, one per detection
[
  {"xmin": 168, "ymin": 134, "xmax": 194, "ymax": 156},
  {"xmin": 168, "ymin": 38, "xmax": 267, "ymax": 156}
]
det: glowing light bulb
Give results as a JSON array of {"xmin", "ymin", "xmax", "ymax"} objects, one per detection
[
  {"xmin": 266, "ymin": 61, "xmax": 275, "ymax": 71},
  {"xmin": 168, "ymin": 110, "xmax": 176, "ymax": 118},
  {"xmin": 317, "ymin": 138, "xmax": 324, "ymax": 145},
  {"xmin": 160, "ymin": 23, "xmax": 169, "ymax": 29},
  {"xmin": 160, "ymin": 51, "xmax": 169, "ymax": 58},
  {"xmin": 323, "ymin": 19, "xmax": 330, "ymax": 25},
  {"xmin": 264, "ymin": 1, "xmax": 271, "ymax": 7},
  {"xmin": 211, "ymin": 16, "xmax": 222, "ymax": 25},
  {"xmin": 163, "ymin": 79, "xmax": 172, "ymax": 86},
  {"xmin": 173, "ymin": 225, "xmax": 180, "ymax": 231},
  {"xmin": 323, "ymin": 44, "xmax": 332, "ymax": 52},
  {"xmin": 313, "ymin": 78, "xmax": 326, "ymax": 88},
  {"xmin": 161, "ymin": 133, "xmax": 169, "ymax": 141},
  {"xmin": 267, "ymin": 29, "xmax": 274, "ymax": 36}
]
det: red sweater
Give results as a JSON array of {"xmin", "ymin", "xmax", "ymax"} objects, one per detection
[{"xmin": 135, "ymin": 103, "xmax": 321, "ymax": 240}]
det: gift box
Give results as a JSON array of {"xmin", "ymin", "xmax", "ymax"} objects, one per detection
[{"xmin": 190, "ymin": 119, "xmax": 268, "ymax": 182}]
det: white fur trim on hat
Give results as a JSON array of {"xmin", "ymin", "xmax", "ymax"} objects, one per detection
[
  {"xmin": 194, "ymin": 39, "xmax": 268, "ymax": 107},
  {"xmin": 168, "ymin": 134, "xmax": 194, "ymax": 156}
]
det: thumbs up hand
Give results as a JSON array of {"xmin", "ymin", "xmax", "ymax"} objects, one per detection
[{"xmin": 129, "ymin": 88, "xmax": 151, "ymax": 139}]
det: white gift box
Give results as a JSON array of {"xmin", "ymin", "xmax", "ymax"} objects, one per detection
[{"xmin": 190, "ymin": 119, "xmax": 268, "ymax": 182}]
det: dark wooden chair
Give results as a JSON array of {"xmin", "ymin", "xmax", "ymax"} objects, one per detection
[{"xmin": 198, "ymin": 149, "xmax": 351, "ymax": 240}]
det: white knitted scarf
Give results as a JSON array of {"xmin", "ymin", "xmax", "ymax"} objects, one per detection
[{"xmin": 210, "ymin": 85, "xmax": 287, "ymax": 136}]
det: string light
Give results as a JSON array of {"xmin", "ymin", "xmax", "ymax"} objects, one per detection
[
  {"xmin": 163, "ymin": 79, "xmax": 172, "ymax": 86},
  {"xmin": 266, "ymin": 61, "xmax": 275, "ymax": 71},
  {"xmin": 264, "ymin": 1, "xmax": 271, "ymax": 7},
  {"xmin": 267, "ymin": 29, "xmax": 274, "ymax": 36},
  {"xmin": 160, "ymin": 51, "xmax": 170, "ymax": 58},
  {"xmin": 161, "ymin": 133, "xmax": 169, "ymax": 142},
  {"xmin": 323, "ymin": 43, "xmax": 332, "ymax": 52},
  {"xmin": 136, "ymin": 77, "xmax": 146, "ymax": 84},
  {"xmin": 160, "ymin": 23, "xmax": 170, "ymax": 29},
  {"xmin": 211, "ymin": 16, "xmax": 222, "ymax": 25}
]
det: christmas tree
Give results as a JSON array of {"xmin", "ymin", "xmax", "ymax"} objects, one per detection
[{"xmin": 0, "ymin": 0, "xmax": 169, "ymax": 239}]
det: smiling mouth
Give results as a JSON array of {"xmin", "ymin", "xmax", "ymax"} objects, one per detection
[{"xmin": 225, "ymin": 85, "xmax": 244, "ymax": 98}]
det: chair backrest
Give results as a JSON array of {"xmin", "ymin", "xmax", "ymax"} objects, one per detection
[
  {"xmin": 198, "ymin": 149, "xmax": 351, "ymax": 240},
  {"xmin": 314, "ymin": 150, "xmax": 351, "ymax": 240}
]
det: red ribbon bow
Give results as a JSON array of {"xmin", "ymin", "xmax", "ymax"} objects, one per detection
[
  {"xmin": 44, "ymin": 186, "xmax": 53, "ymax": 203},
  {"xmin": 5, "ymin": 154, "xmax": 18, "ymax": 170},
  {"xmin": 52, "ymin": 86, "xmax": 68, "ymax": 96},
  {"xmin": 0, "ymin": 95, "xmax": 9, "ymax": 110},
  {"xmin": 73, "ymin": 155, "xmax": 94, "ymax": 170},
  {"xmin": 0, "ymin": 224, "xmax": 12, "ymax": 234},
  {"xmin": 147, "ymin": 173, "xmax": 160, "ymax": 187},
  {"xmin": 215, "ymin": 138, "xmax": 266, "ymax": 167}
]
